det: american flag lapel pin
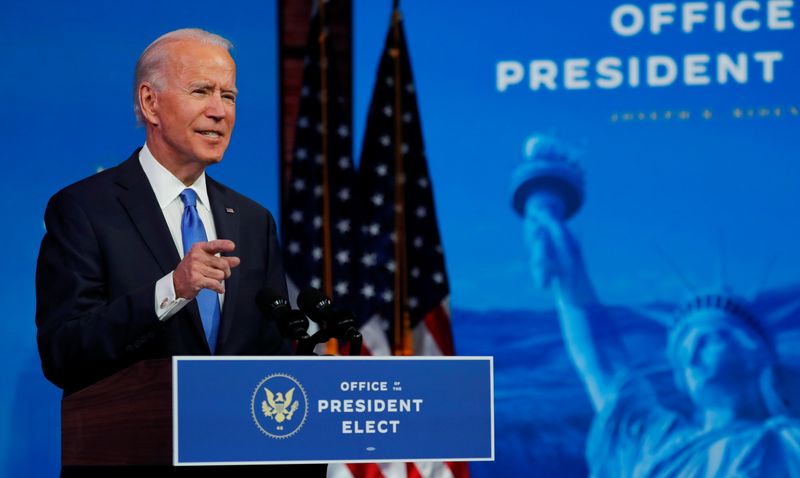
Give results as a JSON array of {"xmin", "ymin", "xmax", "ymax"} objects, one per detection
[{"xmin": 225, "ymin": 207, "xmax": 235, "ymax": 214}]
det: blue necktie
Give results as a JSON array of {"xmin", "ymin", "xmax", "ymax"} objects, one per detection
[{"xmin": 180, "ymin": 188, "xmax": 220, "ymax": 353}]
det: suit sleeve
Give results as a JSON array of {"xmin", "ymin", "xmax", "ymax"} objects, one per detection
[{"xmin": 35, "ymin": 191, "xmax": 163, "ymax": 391}]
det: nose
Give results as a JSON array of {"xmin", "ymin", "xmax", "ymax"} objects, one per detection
[{"xmin": 205, "ymin": 92, "xmax": 227, "ymax": 120}]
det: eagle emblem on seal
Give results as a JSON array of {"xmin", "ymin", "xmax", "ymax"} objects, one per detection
[{"xmin": 261, "ymin": 386, "xmax": 300, "ymax": 423}]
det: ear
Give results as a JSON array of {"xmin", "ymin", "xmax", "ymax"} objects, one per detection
[{"xmin": 138, "ymin": 82, "xmax": 159, "ymax": 126}]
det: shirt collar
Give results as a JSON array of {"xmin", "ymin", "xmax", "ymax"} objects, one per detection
[{"xmin": 138, "ymin": 143, "xmax": 211, "ymax": 211}]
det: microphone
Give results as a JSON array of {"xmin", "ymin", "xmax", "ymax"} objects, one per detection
[
  {"xmin": 256, "ymin": 288, "xmax": 310, "ymax": 341},
  {"xmin": 296, "ymin": 288, "xmax": 362, "ymax": 341}
]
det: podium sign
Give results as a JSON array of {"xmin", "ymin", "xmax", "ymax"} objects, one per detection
[{"xmin": 173, "ymin": 356, "xmax": 494, "ymax": 466}]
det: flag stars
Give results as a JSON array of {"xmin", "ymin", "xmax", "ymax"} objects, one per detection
[
  {"xmin": 416, "ymin": 206, "xmax": 427, "ymax": 218},
  {"xmin": 336, "ymin": 250, "xmax": 350, "ymax": 265},
  {"xmin": 314, "ymin": 154, "xmax": 324, "ymax": 165},
  {"xmin": 301, "ymin": 86, "xmax": 310, "ymax": 96},
  {"xmin": 297, "ymin": 117, "xmax": 309, "ymax": 129},
  {"xmin": 385, "ymin": 76, "xmax": 394, "ymax": 86},
  {"xmin": 310, "ymin": 277, "xmax": 321, "ymax": 289},
  {"xmin": 406, "ymin": 83, "xmax": 415, "ymax": 93},
  {"xmin": 338, "ymin": 157, "xmax": 351, "ymax": 169},
  {"xmin": 290, "ymin": 210, "xmax": 303, "ymax": 223},
  {"xmin": 295, "ymin": 148, "xmax": 308, "ymax": 160},
  {"xmin": 337, "ymin": 125, "xmax": 350, "ymax": 137},
  {"xmin": 402, "ymin": 112, "xmax": 413, "ymax": 123},
  {"xmin": 376, "ymin": 164, "xmax": 388, "ymax": 177},
  {"xmin": 336, "ymin": 219, "xmax": 351, "ymax": 234},
  {"xmin": 313, "ymin": 185, "xmax": 323, "ymax": 197},
  {"xmin": 335, "ymin": 281, "xmax": 349, "ymax": 296},
  {"xmin": 338, "ymin": 188, "xmax": 351, "ymax": 201},
  {"xmin": 386, "ymin": 260, "xmax": 396, "ymax": 272},
  {"xmin": 288, "ymin": 242, "xmax": 301, "ymax": 254},
  {"xmin": 361, "ymin": 283, "xmax": 376, "ymax": 299},
  {"xmin": 379, "ymin": 135, "xmax": 391, "ymax": 147},
  {"xmin": 417, "ymin": 177, "xmax": 429, "ymax": 188},
  {"xmin": 411, "ymin": 267, "xmax": 420, "ymax": 278},
  {"xmin": 401, "ymin": 143, "xmax": 409, "ymax": 155},
  {"xmin": 371, "ymin": 193, "xmax": 384, "ymax": 206},
  {"xmin": 313, "ymin": 216, "xmax": 322, "ymax": 229},
  {"xmin": 383, "ymin": 105, "xmax": 393, "ymax": 117},
  {"xmin": 432, "ymin": 272, "xmax": 444, "ymax": 284},
  {"xmin": 381, "ymin": 290, "xmax": 393, "ymax": 302},
  {"xmin": 361, "ymin": 253, "xmax": 377, "ymax": 267},
  {"xmin": 368, "ymin": 223, "xmax": 381, "ymax": 236},
  {"xmin": 408, "ymin": 297, "xmax": 419, "ymax": 309},
  {"xmin": 293, "ymin": 178, "xmax": 306, "ymax": 191},
  {"xmin": 312, "ymin": 247, "xmax": 322, "ymax": 260}
]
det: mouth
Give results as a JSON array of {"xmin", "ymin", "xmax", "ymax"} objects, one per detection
[{"xmin": 196, "ymin": 130, "xmax": 225, "ymax": 140}]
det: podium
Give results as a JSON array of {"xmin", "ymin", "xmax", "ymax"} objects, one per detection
[
  {"xmin": 62, "ymin": 356, "xmax": 493, "ymax": 467},
  {"xmin": 62, "ymin": 359, "xmax": 173, "ymax": 465}
]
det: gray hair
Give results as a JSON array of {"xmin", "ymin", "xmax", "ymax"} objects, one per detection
[{"xmin": 133, "ymin": 28, "xmax": 233, "ymax": 124}]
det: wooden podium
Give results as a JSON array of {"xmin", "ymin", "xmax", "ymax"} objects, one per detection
[{"xmin": 61, "ymin": 359, "xmax": 172, "ymax": 466}]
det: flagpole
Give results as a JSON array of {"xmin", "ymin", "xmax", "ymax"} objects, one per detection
[
  {"xmin": 391, "ymin": 2, "xmax": 413, "ymax": 356},
  {"xmin": 318, "ymin": 0, "xmax": 338, "ymax": 354}
]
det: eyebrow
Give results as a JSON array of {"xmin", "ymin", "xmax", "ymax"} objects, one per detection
[{"xmin": 188, "ymin": 81, "xmax": 239, "ymax": 96}]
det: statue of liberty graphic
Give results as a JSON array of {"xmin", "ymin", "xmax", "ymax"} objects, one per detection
[{"xmin": 512, "ymin": 134, "xmax": 800, "ymax": 477}]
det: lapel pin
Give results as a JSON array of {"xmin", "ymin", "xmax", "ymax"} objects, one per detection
[{"xmin": 225, "ymin": 207, "xmax": 235, "ymax": 214}]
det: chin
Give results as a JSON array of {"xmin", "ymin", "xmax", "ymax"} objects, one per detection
[{"xmin": 196, "ymin": 149, "xmax": 226, "ymax": 165}]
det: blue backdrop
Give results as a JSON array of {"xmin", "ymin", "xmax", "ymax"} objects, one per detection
[
  {"xmin": 0, "ymin": 2, "xmax": 279, "ymax": 475},
  {"xmin": 1, "ymin": 0, "xmax": 798, "ymax": 476}
]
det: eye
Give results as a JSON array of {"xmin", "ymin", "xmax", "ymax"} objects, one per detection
[{"xmin": 222, "ymin": 93, "xmax": 237, "ymax": 104}]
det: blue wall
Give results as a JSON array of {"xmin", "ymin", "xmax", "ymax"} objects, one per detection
[
  {"xmin": 0, "ymin": 2, "xmax": 278, "ymax": 475},
  {"xmin": 1, "ymin": 0, "xmax": 798, "ymax": 475}
]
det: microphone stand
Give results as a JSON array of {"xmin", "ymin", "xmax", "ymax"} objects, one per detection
[
  {"xmin": 296, "ymin": 328, "xmax": 363, "ymax": 356},
  {"xmin": 297, "ymin": 329, "xmax": 330, "ymax": 356}
]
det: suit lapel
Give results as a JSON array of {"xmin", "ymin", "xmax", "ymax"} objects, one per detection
[
  {"xmin": 114, "ymin": 153, "xmax": 181, "ymax": 274},
  {"xmin": 207, "ymin": 176, "xmax": 241, "ymax": 352},
  {"xmin": 113, "ymin": 152, "xmax": 208, "ymax": 349}
]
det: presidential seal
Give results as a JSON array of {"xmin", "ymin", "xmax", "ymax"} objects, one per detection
[{"xmin": 250, "ymin": 373, "xmax": 309, "ymax": 439}]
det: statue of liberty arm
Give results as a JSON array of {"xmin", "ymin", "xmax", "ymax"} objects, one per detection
[
  {"xmin": 523, "ymin": 194, "xmax": 630, "ymax": 412},
  {"xmin": 511, "ymin": 134, "xmax": 800, "ymax": 477},
  {"xmin": 512, "ymin": 134, "xmax": 628, "ymax": 411}
]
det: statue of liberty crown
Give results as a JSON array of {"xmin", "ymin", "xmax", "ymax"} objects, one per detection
[{"xmin": 674, "ymin": 293, "xmax": 768, "ymax": 341}]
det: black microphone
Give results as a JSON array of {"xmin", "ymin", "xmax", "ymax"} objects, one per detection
[
  {"xmin": 296, "ymin": 288, "xmax": 362, "ymax": 341},
  {"xmin": 256, "ymin": 288, "xmax": 310, "ymax": 341}
]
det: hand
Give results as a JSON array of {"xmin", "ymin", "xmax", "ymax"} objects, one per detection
[
  {"xmin": 173, "ymin": 239, "xmax": 241, "ymax": 299},
  {"xmin": 523, "ymin": 204, "xmax": 579, "ymax": 289}
]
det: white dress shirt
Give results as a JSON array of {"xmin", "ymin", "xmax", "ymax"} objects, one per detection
[{"xmin": 138, "ymin": 144, "xmax": 224, "ymax": 321}]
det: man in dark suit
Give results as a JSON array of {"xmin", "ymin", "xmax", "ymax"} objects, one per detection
[{"xmin": 35, "ymin": 28, "xmax": 325, "ymax": 477}]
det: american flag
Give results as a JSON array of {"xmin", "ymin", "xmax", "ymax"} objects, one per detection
[
  {"xmin": 282, "ymin": 3, "xmax": 359, "ymax": 313},
  {"xmin": 331, "ymin": 7, "xmax": 469, "ymax": 478}
]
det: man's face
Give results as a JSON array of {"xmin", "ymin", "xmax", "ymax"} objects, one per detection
[{"xmin": 149, "ymin": 40, "xmax": 237, "ymax": 169}]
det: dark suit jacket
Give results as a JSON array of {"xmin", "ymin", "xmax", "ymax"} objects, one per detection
[
  {"xmin": 36, "ymin": 150, "xmax": 292, "ymax": 395},
  {"xmin": 36, "ymin": 151, "xmax": 328, "ymax": 477}
]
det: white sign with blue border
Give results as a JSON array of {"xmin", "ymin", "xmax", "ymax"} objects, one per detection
[{"xmin": 172, "ymin": 356, "xmax": 494, "ymax": 466}]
